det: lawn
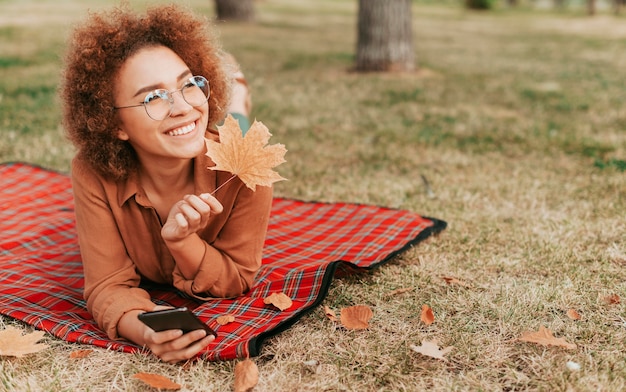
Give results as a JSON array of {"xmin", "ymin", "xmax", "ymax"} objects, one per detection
[{"xmin": 1, "ymin": 0, "xmax": 625, "ymax": 391}]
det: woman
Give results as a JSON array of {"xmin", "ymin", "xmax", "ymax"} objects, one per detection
[{"xmin": 61, "ymin": 4, "xmax": 273, "ymax": 363}]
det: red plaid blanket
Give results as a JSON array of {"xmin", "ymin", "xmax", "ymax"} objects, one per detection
[{"xmin": 0, "ymin": 162, "xmax": 446, "ymax": 361}]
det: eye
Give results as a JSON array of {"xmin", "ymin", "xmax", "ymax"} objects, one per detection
[
  {"xmin": 182, "ymin": 80, "xmax": 197, "ymax": 90},
  {"xmin": 144, "ymin": 90, "xmax": 168, "ymax": 104}
]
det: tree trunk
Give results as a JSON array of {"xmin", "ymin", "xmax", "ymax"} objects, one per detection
[
  {"xmin": 214, "ymin": 0, "xmax": 255, "ymax": 22},
  {"xmin": 355, "ymin": 0, "xmax": 415, "ymax": 72},
  {"xmin": 587, "ymin": 0, "xmax": 596, "ymax": 15}
]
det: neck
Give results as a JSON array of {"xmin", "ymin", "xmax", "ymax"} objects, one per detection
[{"xmin": 138, "ymin": 158, "xmax": 194, "ymax": 195}]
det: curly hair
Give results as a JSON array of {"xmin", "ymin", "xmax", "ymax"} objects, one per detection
[{"xmin": 61, "ymin": 4, "xmax": 230, "ymax": 181}]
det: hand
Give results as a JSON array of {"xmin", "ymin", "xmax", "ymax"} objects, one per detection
[
  {"xmin": 119, "ymin": 307, "xmax": 215, "ymax": 363},
  {"xmin": 161, "ymin": 193, "xmax": 223, "ymax": 242},
  {"xmin": 142, "ymin": 326, "xmax": 215, "ymax": 364}
]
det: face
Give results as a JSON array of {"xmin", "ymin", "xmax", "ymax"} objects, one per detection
[{"xmin": 113, "ymin": 45, "xmax": 209, "ymax": 168}]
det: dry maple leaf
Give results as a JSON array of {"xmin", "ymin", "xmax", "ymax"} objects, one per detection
[
  {"xmin": 384, "ymin": 287, "xmax": 413, "ymax": 297},
  {"xmin": 133, "ymin": 373, "xmax": 181, "ymax": 390},
  {"xmin": 0, "ymin": 326, "xmax": 48, "ymax": 357},
  {"xmin": 206, "ymin": 114, "xmax": 287, "ymax": 191},
  {"xmin": 441, "ymin": 276, "xmax": 470, "ymax": 287},
  {"xmin": 263, "ymin": 292, "xmax": 293, "ymax": 311},
  {"xmin": 566, "ymin": 309, "xmax": 582, "ymax": 321},
  {"xmin": 518, "ymin": 326, "xmax": 577, "ymax": 349},
  {"xmin": 69, "ymin": 349, "xmax": 93, "ymax": 359},
  {"xmin": 420, "ymin": 304, "xmax": 435, "ymax": 326},
  {"xmin": 234, "ymin": 359, "xmax": 259, "ymax": 392},
  {"xmin": 340, "ymin": 305, "xmax": 373, "ymax": 330},
  {"xmin": 216, "ymin": 314, "xmax": 236, "ymax": 326},
  {"xmin": 603, "ymin": 294, "xmax": 621, "ymax": 305},
  {"xmin": 410, "ymin": 339, "xmax": 453, "ymax": 362},
  {"xmin": 324, "ymin": 306, "xmax": 338, "ymax": 322}
]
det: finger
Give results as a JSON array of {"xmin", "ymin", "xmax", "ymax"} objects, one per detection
[
  {"xmin": 178, "ymin": 202, "xmax": 202, "ymax": 226},
  {"xmin": 160, "ymin": 334, "xmax": 214, "ymax": 364},
  {"xmin": 174, "ymin": 212, "xmax": 188, "ymax": 229},
  {"xmin": 184, "ymin": 194, "xmax": 212, "ymax": 216},
  {"xmin": 199, "ymin": 193, "xmax": 223, "ymax": 214},
  {"xmin": 146, "ymin": 329, "xmax": 183, "ymax": 346}
]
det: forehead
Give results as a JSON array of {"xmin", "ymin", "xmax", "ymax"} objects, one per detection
[{"xmin": 115, "ymin": 45, "xmax": 190, "ymax": 92}]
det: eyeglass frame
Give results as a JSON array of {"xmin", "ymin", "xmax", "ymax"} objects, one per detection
[{"xmin": 113, "ymin": 75, "xmax": 210, "ymax": 121}]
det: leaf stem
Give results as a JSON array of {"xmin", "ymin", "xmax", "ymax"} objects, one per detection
[{"xmin": 211, "ymin": 174, "xmax": 237, "ymax": 195}]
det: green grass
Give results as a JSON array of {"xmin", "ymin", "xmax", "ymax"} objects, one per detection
[{"xmin": 1, "ymin": 0, "xmax": 625, "ymax": 391}]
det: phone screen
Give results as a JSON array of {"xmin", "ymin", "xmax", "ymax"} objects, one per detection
[{"xmin": 138, "ymin": 307, "xmax": 217, "ymax": 337}]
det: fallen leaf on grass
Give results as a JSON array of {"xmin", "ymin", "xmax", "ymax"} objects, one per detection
[
  {"xmin": 518, "ymin": 326, "xmax": 577, "ymax": 349},
  {"xmin": 603, "ymin": 294, "xmax": 621, "ymax": 305},
  {"xmin": 340, "ymin": 305, "xmax": 373, "ymax": 330},
  {"xmin": 420, "ymin": 304, "xmax": 435, "ymax": 325},
  {"xmin": 441, "ymin": 276, "xmax": 470, "ymax": 287},
  {"xmin": 263, "ymin": 292, "xmax": 293, "ymax": 311},
  {"xmin": 216, "ymin": 315, "xmax": 236, "ymax": 326},
  {"xmin": 133, "ymin": 373, "xmax": 181, "ymax": 390},
  {"xmin": 206, "ymin": 115, "xmax": 287, "ymax": 191},
  {"xmin": 234, "ymin": 359, "xmax": 259, "ymax": 392},
  {"xmin": 410, "ymin": 340, "xmax": 453, "ymax": 362},
  {"xmin": 324, "ymin": 306, "xmax": 338, "ymax": 322},
  {"xmin": 0, "ymin": 326, "xmax": 48, "ymax": 357},
  {"xmin": 566, "ymin": 309, "xmax": 581, "ymax": 321},
  {"xmin": 384, "ymin": 287, "xmax": 413, "ymax": 297},
  {"xmin": 69, "ymin": 349, "xmax": 93, "ymax": 359}
]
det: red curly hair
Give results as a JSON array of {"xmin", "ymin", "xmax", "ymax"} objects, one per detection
[{"xmin": 61, "ymin": 4, "xmax": 230, "ymax": 181}]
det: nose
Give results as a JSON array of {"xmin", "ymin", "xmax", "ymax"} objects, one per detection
[{"xmin": 168, "ymin": 90, "xmax": 193, "ymax": 117}]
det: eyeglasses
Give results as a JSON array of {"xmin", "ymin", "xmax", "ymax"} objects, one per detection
[{"xmin": 114, "ymin": 75, "xmax": 210, "ymax": 121}]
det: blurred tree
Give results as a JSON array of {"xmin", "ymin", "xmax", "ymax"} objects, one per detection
[
  {"xmin": 355, "ymin": 0, "xmax": 415, "ymax": 72},
  {"xmin": 465, "ymin": 0, "xmax": 495, "ymax": 9},
  {"xmin": 587, "ymin": 0, "xmax": 596, "ymax": 15},
  {"xmin": 214, "ymin": 0, "xmax": 255, "ymax": 22}
]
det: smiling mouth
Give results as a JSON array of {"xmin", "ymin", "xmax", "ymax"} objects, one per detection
[{"xmin": 166, "ymin": 122, "xmax": 196, "ymax": 136}]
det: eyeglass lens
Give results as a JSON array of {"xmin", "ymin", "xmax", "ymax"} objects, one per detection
[{"xmin": 144, "ymin": 76, "xmax": 210, "ymax": 120}]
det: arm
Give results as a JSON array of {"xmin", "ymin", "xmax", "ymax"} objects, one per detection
[
  {"xmin": 170, "ymin": 181, "xmax": 273, "ymax": 299},
  {"xmin": 72, "ymin": 159, "xmax": 215, "ymax": 362},
  {"xmin": 71, "ymin": 158, "xmax": 156, "ymax": 339}
]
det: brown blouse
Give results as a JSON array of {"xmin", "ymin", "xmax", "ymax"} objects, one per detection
[{"xmin": 71, "ymin": 137, "xmax": 273, "ymax": 339}]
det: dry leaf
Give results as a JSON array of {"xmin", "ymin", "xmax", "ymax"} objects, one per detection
[
  {"xmin": 518, "ymin": 326, "xmax": 577, "ymax": 349},
  {"xmin": 604, "ymin": 294, "xmax": 621, "ymax": 305},
  {"xmin": 441, "ymin": 276, "xmax": 470, "ymax": 287},
  {"xmin": 69, "ymin": 349, "xmax": 93, "ymax": 359},
  {"xmin": 410, "ymin": 339, "xmax": 453, "ymax": 362},
  {"xmin": 263, "ymin": 292, "xmax": 293, "ymax": 311},
  {"xmin": 420, "ymin": 304, "xmax": 435, "ymax": 326},
  {"xmin": 340, "ymin": 305, "xmax": 373, "ymax": 330},
  {"xmin": 206, "ymin": 114, "xmax": 287, "ymax": 191},
  {"xmin": 216, "ymin": 315, "xmax": 236, "ymax": 326},
  {"xmin": 324, "ymin": 306, "xmax": 338, "ymax": 322},
  {"xmin": 234, "ymin": 359, "xmax": 259, "ymax": 392},
  {"xmin": 0, "ymin": 326, "xmax": 48, "ymax": 357},
  {"xmin": 385, "ymin": 287, "xmax": 413, "ymax": 297},
  {"xmin": 133, "ymin": 373, "xmax": 181, "ymax": 390},
  {"xmin": 566, "ymin": 309, "xmax": 581, "ymax": 321}
]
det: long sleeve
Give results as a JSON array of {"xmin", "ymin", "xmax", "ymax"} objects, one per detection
[
  {"xmin": 71, "ymin": 159, "xmax": 156, "ymax": 339},
  {"xmin": 172, "ymin": 180, "xmax": 273, "ymax": 299}
]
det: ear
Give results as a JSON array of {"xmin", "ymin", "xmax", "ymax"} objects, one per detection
[{"xmin": 116, "ymin": 129, "xmax": 130, "ymax": 141}]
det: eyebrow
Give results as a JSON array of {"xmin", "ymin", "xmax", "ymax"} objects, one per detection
[{"xmin": 132, "ymin": 69, "xmax": 193, "ymax": 98}]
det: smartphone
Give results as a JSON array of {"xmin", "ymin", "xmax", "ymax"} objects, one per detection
[{"xmin": 138, "ymin": 307, "xmax": 217, "ymax": 337}]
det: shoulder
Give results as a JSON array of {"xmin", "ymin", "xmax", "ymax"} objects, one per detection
[{"xmin": 70, "ymin": 156, "xmax": 117, "ymax": 196}]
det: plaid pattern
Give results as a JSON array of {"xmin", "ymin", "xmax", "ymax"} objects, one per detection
[{"xmin": 0, "ymin": 162, "xmax": 446, "ymax": 361}]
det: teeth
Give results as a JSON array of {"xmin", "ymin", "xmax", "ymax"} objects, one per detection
[{"xmin": 166, "ymin": 122, "xmax": 195, "ymax": 136}]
